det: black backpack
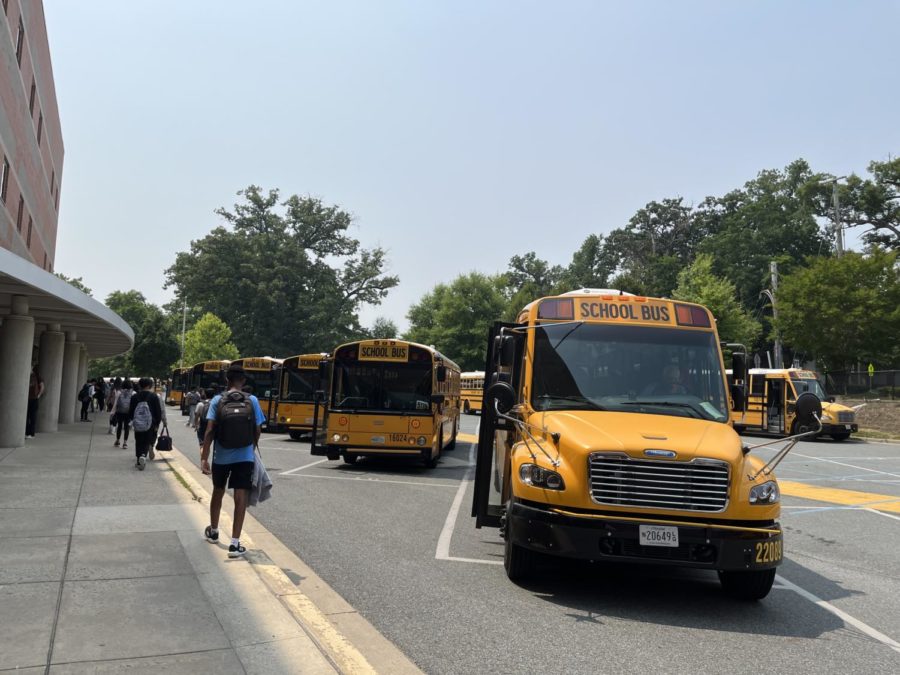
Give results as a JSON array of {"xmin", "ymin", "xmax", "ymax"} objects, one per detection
[{"xmin": 215, "ymin": 391, "xmax": 256, "ymax": 449}]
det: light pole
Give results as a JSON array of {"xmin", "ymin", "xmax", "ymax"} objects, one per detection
[
  {"xmin": 179, "ymin": 301, "xmax": 187, "ymax": 369},
  {"xmin": 761, "ymin": 261, "xmax": 783, "ymax": 369}
]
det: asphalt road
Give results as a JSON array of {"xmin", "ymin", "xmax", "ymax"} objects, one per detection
[{"xmin": 166, "ymin": 409, "xmax": 900, "ymax": 674}]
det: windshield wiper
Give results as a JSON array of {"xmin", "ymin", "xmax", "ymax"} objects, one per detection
[
  {"xmin": 537, "ymin": 394, "xmax": 606, "ymax": 411},
  {"xmin": 620, "ymin": 400, "xmax": 704, "ymax": 419}
]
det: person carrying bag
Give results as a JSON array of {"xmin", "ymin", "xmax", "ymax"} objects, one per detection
[{"xmin": 155, "ymin": 423, "xmax": 173, "ymax": 451}]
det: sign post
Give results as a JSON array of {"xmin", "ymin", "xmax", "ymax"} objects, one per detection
[{"xmin": 868, "ymin": 363, "xmax": 875, "ymax": 393}]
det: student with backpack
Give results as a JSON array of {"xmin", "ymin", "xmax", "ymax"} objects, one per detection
[
  {"xmin": 77, "ymin": 381, "xmax": 92, "ymax": 421},
  {"xmin": 112, "ymin": 381, "xmax": 134, "ymax": 449},
  {"xmin": 200, "ymin": 365, "xmax": 265, "ymax": 558},
  {"xmin": 193, "ymin": 389, "xmax": 212, "ymax": 448},
  {"xmin": 129, "ymin": 377, "xmax": 162, "ymax": 470},
  {"xmin": 185, "ymin": 387, "xmax": 200, "ymax": 427}
]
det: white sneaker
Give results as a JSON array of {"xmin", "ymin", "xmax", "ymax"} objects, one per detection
[{"xmin": 138, "ymin": 455, "xmax": 146, "ymax": 470}]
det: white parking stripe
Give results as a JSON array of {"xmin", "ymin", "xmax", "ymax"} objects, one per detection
[
  {"xmin": 776, "ymin": 575, "xmax": 900, "ymax": 654},
  {"xmin": 790, "ymin": 452, "xmax": 900, "ymax": 479},
  {"xmin": 283, "ymin": 473, "xmax": 458, "ymax": 488},
  {"xmin": 436, "ymin": 443, "xmax": 475, "ymax": 562},
  {"xmin": 865, "ymin": 508, "xmax": 900, "ymax": 522},
  {"xmin": 279, "ymin": 458, "xmax": 328, "ymax": 475}
]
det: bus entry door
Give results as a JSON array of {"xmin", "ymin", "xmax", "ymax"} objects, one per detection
[{"xmin": 767, "ymin": 379, "xmax": 785, "ymax": 434}]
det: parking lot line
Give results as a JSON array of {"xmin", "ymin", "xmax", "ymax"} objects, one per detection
[
  {"xmin": 284, "ymin": 473, "xmax": 458, "ymax": 489},
  {"xmin": 279, "ymin": 458, "xmax": 329, "ymax": 475},
  {"xmin": 436, "ymin": 444, "xmax": 475, "ymax": 562},
  {"xmin": 864, "ymin": 508, "xmax": 900, "ymax": 523},
  {"xmin": 790, "ymin": 451, "xmax": 900, "ymax": 479},
  {"xmin": 776, "ymin": 575, "xmax": 900, "ymax": 654}
]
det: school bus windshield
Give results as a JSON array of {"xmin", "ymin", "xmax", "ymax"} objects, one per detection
[
  {"xmin": 332, "ymin": 362, "xmax": 433, "ymax": 412},
  {"xmin": 282, "ymin": 369, "xmax": 319, "ymax": 402},
  {"xmin": 531, "ymin": 323, "xmax": 728, "ymax": 421},
  {"xmin": 791, "ymin": 378, "xmax": 826, "ymax": 399}
]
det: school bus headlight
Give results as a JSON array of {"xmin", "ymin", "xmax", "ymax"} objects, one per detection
[
  {"xmin": 331, "ymin": 434, "xmax": 341, "ymax": 443},
  {"xmin": 417, "ymin": 436, "xmax": 427, "ymax": 446},
  {"xmin": 519, "ymin": 464, "xmax": 565, "ymax": 490},
  {"xmin": 749, "ymin": 481, "xmax": 780, "ymax": 504}
]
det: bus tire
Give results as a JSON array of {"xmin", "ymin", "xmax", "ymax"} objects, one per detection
[
  {"xmin": 464, "ymin": 400, "xmax": 471, "ymax": 415},
  {"xmin": 831, "ymin": 433, "xmax": 850, "ymax": 441},
  {"xmin": 790, "ymin": 420, "xmax": 814, "ymax": 440},
  {"xmin": 343, "ymin": 453, "xmax": 358, "ymax": 465},
  {"xmin": 504, "ymin": 533, "xmax": 538, "ymax": 583},
  {"xmin": 717, "ymin": 568, "xmax": 776, "ymax": 601},
  {"xmin": 447, "ymin": 421, "xmax": 457, "ymax": 450},
  {"xmin": 426, "ymin": 431, "xmax": 442, "ymax": 468},
  {"xmin": 288, "ymin": 431, "xmax": 303, "ymax": 441}
]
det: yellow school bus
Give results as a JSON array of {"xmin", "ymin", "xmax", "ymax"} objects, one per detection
[
  {"xmin": 229, "ymin": 357, "xmax": 283, "ymax": 428},
  {"xmin": 314, "ymin": 339, "xmax": 461, "ymax": 467},
  {"xmin": 277, "ymin": 353, "xmax": 329, "ymax": 440},
  {"xmin": 472, "ymin": 289, "xmax": 810, "ymax": 600},
  {"xmin": 728, "ymin": 367, "xmax": 858, "ymax": 441},
  {"xmin": 460, "ymin": 371, "xmax": 485, "ymax": 414},
  {"xmin": 166, "ymin": 367, "xmax": 190, "ymax": 406}
]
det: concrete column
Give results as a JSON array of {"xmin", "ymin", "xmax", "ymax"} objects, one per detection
[
  {"xmin": 78, "ymin": 346, "xmax": 88, "ymax": 390},
  {"xmin": 0, "ymin": 296, "xmax": 35, "ymax": 448},
  {"xmin": 59, "ymin": 332, "xmax": 80, "ymax": 425},
  {"xmin": 36, "ymin": 323, "xmax": 64, "ymax": 433}
]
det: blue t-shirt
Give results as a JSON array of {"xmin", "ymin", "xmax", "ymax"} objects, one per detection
[{"xmin": 207, "ymin": 393, "xmax": 266, "ymax": 464}]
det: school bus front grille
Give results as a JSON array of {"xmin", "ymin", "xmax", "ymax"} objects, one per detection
[
  {"xmin": 588, "ymin": 453, "xmax": 730, "ymax": 513},
  {"xmin": 837, "ymin": 411, "xmax": 855, "ymax": 424}
]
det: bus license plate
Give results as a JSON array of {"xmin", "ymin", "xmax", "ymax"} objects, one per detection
[
  {"xmin": 389, "ymin": 434, "xmax": 408, "ymax": 443},
  {"xmin": 639, "ymin": 525, "xmax": 679, "ymax": 548}
]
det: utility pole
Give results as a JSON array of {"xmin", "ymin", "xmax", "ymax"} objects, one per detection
[
  {"xmin": 179, "ymin": 301, "xmax": 187, "ymax": 369},
  {"xmin": 761, "ymin": 261, "xmax": 783, "ymax": 369},
  {"xmin": 831, "ymin": 180, "xmax": 844, "ymax": 257}
]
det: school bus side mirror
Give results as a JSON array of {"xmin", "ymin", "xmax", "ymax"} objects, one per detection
[
  {"xmin": 486, "ymin": 381, "xmax": 516, "ymax": 415},
  {"xmin": 436, "ymin": 365, "xmax": 447, "ymax": 382},
  {"xmin": 495, "ymin": 335, "xmax": 517, "ymax": 367},
  {"xmin": 430, "ymin": 393, "xmax": 445, "ymax": 405},
  {"xmin": 731, "ymin": 352, "xmax": 747, "ymax": 379}
]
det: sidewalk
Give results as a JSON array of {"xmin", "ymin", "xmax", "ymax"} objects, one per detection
[{"xmin": 0, "ymin": 416, "xmax": 345, "ymax": 673}]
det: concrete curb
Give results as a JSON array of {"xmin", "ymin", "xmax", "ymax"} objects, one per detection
[{"xmin": 160, "ymin": 444, "xmax": 422, "ymax": 675}]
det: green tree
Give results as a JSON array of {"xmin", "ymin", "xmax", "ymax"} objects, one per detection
[
  {"xmin": 558, "ymin": 234, "xmax": 617, "ymax": 291},
  {"xmin": 672, "ymin": 254, "xmax": 761, "ymax": 346},
  {"xmin": 181, "ymin": 312, "xmax": 240, "ymax": 366},
  {"xmin": 501, "ymin": 252, "xmax": 563, "ymax": 320},
  {"xmin": 406, "ymin": 273, "xmax": 506, "ymax": 370},
  {"xmin": 368, "ymin": 317, "xmax": 399, "ymax": 339},
  {"xmin": 165, "ymin": 186, "xmax": 399, "ymax": 356},
  {"xmin": 777, "ymin": 249, "xmax": 900, "ymax": 371},
  {"xmin": 55, "ymin": 273, "xmax": 92, "ymax": 296},
  {"xmin": 697, "ymin": 160, "xmax": 829, "ymax": 309}
]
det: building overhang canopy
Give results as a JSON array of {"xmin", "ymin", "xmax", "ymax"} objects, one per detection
[{"xmin": 0, "ymin": 248, "xmax": 133, "ymax": 357}]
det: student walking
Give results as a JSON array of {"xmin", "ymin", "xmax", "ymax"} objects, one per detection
[
  {"xmin": 201, "ymin": 365, "xmax": 265, "ymax": 558},
  {"xmin": 25, "ymin": 369, "xmax": 44, "ymax": 438},
  {"xmin": 185, "ymin": 387, "xmax": 200, "ymax": 427},
  {"xmin": 93, "ymin": 379, "xmax": 106, "ymax": 414},
  {"xmin": 129, "ymin": 377, "xmax": 162, "ymax": 470},
  {"xmin": 112, "ymin": 381, "xmax": 134, "ymax": 449},
  {"xmin": 193, "ymin": 389, "xmax": 211, "ymax": 448},
  {"xmin": 78, "ymin": 381, "xmax": 92, "ymax": 421}
]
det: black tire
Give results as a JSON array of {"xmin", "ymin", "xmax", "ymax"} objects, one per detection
[
  {"xmin": 343, "ymin": 453, "xmax": 358, "ymax": 465},
  {"xmin": 464, "ymin": 400, "xmax": 471, "ymax": 415},
  {"xmin": 504, "ymin": 532, "xmax": 539, "ymax": 582},
  {"xmin": 718, "ymin": 568, "xmax": 776, "ymax": 601},
  {"xmin": 831, "ymin": 433, "xmax": 850, "ymax": 441},
  {"xmin": 425, "ymin": 431, "xmax": 442, "ymax": 468},
  {"xmin": 447, "ymin": 421, "xmax": 457, "ymax": 450},
  {"xmin": 288, "ymin": 430, "xmax": 303, "ymax": 441},
  {"xmin": 790, "ymin": 419, "xmax": 814, "ymax": 440}
]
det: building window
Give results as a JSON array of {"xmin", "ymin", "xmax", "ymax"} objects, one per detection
[
  {"xmin": 26, "ymin": 216, "xmax": 32, "ymax": 247},
  {"xmin": 37, "ymin": 113, "xmax": 42, "ymax": 144},
  {"xmin": 16, "ymin": 18, "xmax": 24, "ymax": 66},
  {"xmin": 0, "ymin": 157, "xmax": 8, "ymax": 204},
  {"xmin": 29, "ymin": 79, "xmax": 36, "ymax": 115},
  {"xmin": 16, "ymin": 195, "xmax": 24, "ymax": 231}
]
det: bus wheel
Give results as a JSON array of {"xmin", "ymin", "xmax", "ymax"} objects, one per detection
[
  {"xmin": 425, "ymin": 431, "xmax": 442, "ymax": 468},
  {"xmin": 447, "ymin": 421, "xmax": 457, "ymax": 450},
  {"xmin": 343, "ymin": 453, "xmax": 359, "ymax": 465},
  {"xmin": 288, "ymin": 431, "xmax": 303, "ymax": 441},
  {"xmin": 831, "ymin": 433, "xmax": 850, "ymax": 441},
  {"xmin": 504, "ymin": 531, "xmax": 538, "ymax": 582},
  {"xmin": 717, "ymin": 568, "xmax": 776, "ymax": 601}
]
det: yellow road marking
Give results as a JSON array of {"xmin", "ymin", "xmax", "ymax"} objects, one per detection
[
  {"xmin": 779, "ymin": 480, "xmax": 900, "ymax": 514},
  {"xmin": 457, "ymin": 433, "xmax": 478, "ymax": 443}
]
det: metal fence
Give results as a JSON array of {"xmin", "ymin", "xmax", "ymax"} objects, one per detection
[{"xmin": 823, "ymin": 370, "xmax": 900, "ymax": 398}]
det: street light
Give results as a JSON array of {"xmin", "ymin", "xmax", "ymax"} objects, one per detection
[{"xmin": 817, "ymin": 175, "xmax": 847, "ymax": 257}]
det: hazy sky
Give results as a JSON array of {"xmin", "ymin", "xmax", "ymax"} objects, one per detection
[{"xmin": 46, "ymin": 0, "xmax": 899, "ymax": 331}]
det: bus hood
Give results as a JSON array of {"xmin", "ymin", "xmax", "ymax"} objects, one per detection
[{"xmin": 530, "ymin": 410, "xmax": 743, "ymax": 464}]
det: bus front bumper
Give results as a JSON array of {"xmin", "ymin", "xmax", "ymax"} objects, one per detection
[
  {"xmin": 821, "ymin": 423, "xmax": 858, "ymax": 434},
  {"xmin": 507, "ymin": 500, "xmax": 782, "ymax": 571}
]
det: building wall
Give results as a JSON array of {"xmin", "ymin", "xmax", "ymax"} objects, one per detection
[{"xmin": 0, "ymin": 0, "xmax": 63, "ymax": 272}]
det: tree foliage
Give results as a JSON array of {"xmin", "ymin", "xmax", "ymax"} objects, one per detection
[
  {"xmin": 406, "ymin": 272, "xmax": 506, "ymax": 370},
  {"xmin": 165, "ymin": 186, "xmax": 399, "ymax": 356},
  {"xmin": 367, "ymin": 317, "xmax": 399, "ymax": 339},
  {"xmin": 672, "ymin": 254, "xmax": 761, "ymax": 347},
  {"xmin": 55, "ymin": 273, "xmax": 92, "ymax": 296},
  {"xmin": 181, "ymin": 312, "xmax": 240, "ymax": 366},
  {"xmin": 777, "ymin": 249, "xmax": 900, "ymax": 370}
]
